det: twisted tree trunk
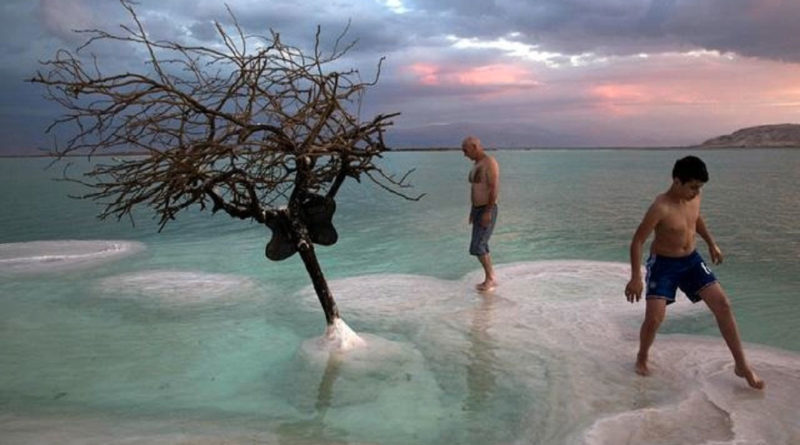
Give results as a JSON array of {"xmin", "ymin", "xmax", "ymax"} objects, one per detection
[
  {"xmin": 286, "ymin": 196, "xmax": 339, "ymax": 325},
  {"xmin": 298, "ymin": 241, "xmax": 340, "ymax": 325}
]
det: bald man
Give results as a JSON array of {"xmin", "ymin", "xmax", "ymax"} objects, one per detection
[{"xmin": 462, "ymin": 136, "xmax": 500, "ymax": 291}]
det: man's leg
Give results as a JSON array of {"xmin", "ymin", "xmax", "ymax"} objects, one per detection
[
  {"xmin": 476, "ymin": 253, "xmax": 496, "ymax": 291},
  {"xmin": 637, "ymin": 298, "xmax": 666, "ymax": 376},
  {"xmin": 699, "ymin": 283, "xmax": 764, "ymax": 389}
]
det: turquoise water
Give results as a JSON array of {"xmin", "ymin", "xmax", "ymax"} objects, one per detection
[{"xmin": 1, "ymin": 149, "xmax": 799, "ymax": 443}]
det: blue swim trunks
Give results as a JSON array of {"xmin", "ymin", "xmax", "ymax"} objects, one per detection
[
  {"xmin": 645, "ymin": 250, "xmax": 717, "ymax": 304},
  {"xmin": 469, "ymin": 204, "xmax": 497, "ymax": 256}
]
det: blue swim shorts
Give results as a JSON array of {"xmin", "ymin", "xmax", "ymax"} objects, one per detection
[
  {"xmin": 469, "ymin": 204, "xmax": 497, "ymax": 256},
  {"xmin": 645, "ymin": 250, "xmax": 718, "ymax": 304}
]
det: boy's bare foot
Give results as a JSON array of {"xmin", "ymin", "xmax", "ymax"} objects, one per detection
[
  {"xmin": 635, "ymin": 353, "xmax": 650, "ymax": 376},
  {"xmin": 735, "ymin": 365, "xmax": 765, "ymax": 389},
  {"xmin": 476, "ymin": 280, "xmax": 496, "ymax": 292}
]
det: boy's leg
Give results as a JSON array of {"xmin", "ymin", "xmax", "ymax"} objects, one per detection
[
  {"xmin": 699, "ymin": 283, "xmax": 764, "ymax": 389},
  {"xmin": 637, "ymin": 298, "xmax": 666, "ymax": 376}
]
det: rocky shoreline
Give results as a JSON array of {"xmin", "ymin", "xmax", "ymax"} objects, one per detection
[{"xmin": 700, "ymin": 123, "xmax": 800, "ymax": 148}]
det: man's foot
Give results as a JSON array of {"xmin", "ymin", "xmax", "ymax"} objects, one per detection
[
  {"xmin": 635, "ymin": 353, "xmax": 650, "ymax": 376},
  {"xmin": 735, "ymin": 365, "xmax": 765, "ymax": 389},
  {"xmin": 476, "ymin": 280, "xmax": 496, "ymax": 292}
]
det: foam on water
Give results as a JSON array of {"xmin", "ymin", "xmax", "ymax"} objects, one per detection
[
  {"xmin": 96, "ymin": 270, "xmax": 258, "ymax": 306},
  {"xmin": 0, "ymin": 240, "xmax": 144, "ymax": 274}
]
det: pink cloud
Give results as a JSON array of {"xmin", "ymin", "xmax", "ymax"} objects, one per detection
[
  {"xmin": 591, "ymin": 84, "xmax": 647, "ymax": 102},
  {"xmin": 457, "ymin": 64, "xmax": 539, "ymax": 87},
  {"xmin": 405, "ymin": 62, "xmax": 539, "ymax": 98},
  {"xmin": 407, "ymin": 63, "xmax": 440, "ymax": 86}
]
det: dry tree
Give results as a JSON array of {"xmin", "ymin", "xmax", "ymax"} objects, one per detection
[{"xmin": 31, "ymin": 0, "xmax": 422, "ymax": 332}]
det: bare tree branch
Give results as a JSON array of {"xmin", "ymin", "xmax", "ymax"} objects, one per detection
[
  {"xmin": 30, "ymin": 0, "xmax": 422, "ymax": 230},
  {"xmin": 31, "ymin": 0, "xmax": 424, "ymax": 327}
]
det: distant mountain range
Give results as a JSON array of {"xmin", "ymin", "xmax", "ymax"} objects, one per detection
[
  {"xmin": 382, "ymin": 121, "xmax": 680, "ymax": 149},
  {"xmin": 384, "ymin": 122, "xmax": 800, "ymax": 150},
  {"xmin": 384, "ymin": 121, "xmax": 586, "ymax": 149},
  {"xmin": 699, "ymin": 124, "xmax": 800, "ymax": 148}
]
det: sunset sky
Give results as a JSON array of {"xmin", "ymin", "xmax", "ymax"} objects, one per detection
[{"xmin": 2, "ymin": 0, "xmax": 800, "ymax": 153}]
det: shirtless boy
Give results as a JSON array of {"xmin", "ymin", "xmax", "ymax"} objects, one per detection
[
  {"xmin": 462, "ymin": 136, "xmax": 500, "ymax": 291},
  {"xmin": 624, "ymin": 156, "xmax": 764, "ymax": 389}
]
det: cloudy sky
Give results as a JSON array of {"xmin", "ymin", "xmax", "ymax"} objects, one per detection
[{"xmin": 2, "ymin": 0, "xmax": 800, "ymax": 154}]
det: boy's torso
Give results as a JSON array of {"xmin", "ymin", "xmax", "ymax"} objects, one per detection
[{"xmin": 651, "ymin": 194, "xmax": 701, "ymax": 257}]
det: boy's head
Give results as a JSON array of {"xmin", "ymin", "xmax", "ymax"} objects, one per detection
[
  {"xmin": 671, "ymin": 156, "xmax": 708, "ymax": 200},
  {"xmin": 672, "ymin": 156, "xmax": 708, "ymax": 183}
]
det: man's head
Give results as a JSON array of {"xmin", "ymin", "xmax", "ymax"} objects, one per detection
[
  {"xmin": 672, "ymin": 156, "xmax": 708, "ymax": 200},
  {"xmin": 461, "ymin": 136, "xmax": 484, "ymax": 160}
]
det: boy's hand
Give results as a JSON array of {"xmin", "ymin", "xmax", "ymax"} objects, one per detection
[
  {"xmin": 625, "ymin": 278, "xmax": 643, "ymax": 303},
  {"xmin": 709, "ymin": 244, "xmax": 723, "ymax": 265}
]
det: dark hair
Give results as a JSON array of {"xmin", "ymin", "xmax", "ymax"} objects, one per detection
[{"xmin": 672, "ymin": 156, "xmax": 708, "ymax": 183}]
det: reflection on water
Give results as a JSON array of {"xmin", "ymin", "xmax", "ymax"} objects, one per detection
[
  {"xmin": 273, "ymin": 352, "xmax": 344, "ymax": 443},
  {"xmin": 464, "ymin": 293, "xmax": 498, "ymax": 432},
  {"xmin": 463, "ymin": 292, "xmax": 497, "ymax": 443},
  {"xmin": 316, "ymin": 353, "xmax": 342, "ymax": 413}
]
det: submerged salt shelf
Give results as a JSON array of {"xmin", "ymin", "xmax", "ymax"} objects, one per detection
[
  {"xmin": 97, "ymin": 270, "xmax": 259, "ymax": 306},
  {"xmin": 0, "ymin": 240, "xmax": 144, "ymax": 274},
  {"xmin": 2, "ymin": 261, "xmax": 799, "ymax": 444}
]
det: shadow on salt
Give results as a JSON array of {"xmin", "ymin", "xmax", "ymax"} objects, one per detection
[
  {"xmin": 293, "ymin": 260, "xmax": 800, "ymax": 444},
  {"xmin": 0, "ymin": 240, "xmax": 145, "ymax": 275}
]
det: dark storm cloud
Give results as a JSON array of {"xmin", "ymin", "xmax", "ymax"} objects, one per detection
[
  {"xmin": 8, "ymin": 0, "xmax": 800, "ymax": 77},
  {"xmin": 408, "ymin": 0, "xmax": 800, "ymax": 61},
  {"xmin": 2, "ymin": 0, "xmax": 799, "ymax": 153}
]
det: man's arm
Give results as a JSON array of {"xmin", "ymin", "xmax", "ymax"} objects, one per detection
[
  {"xmin": 697, "ymin": 214, "xmax": 723, "ymax": 264},
  {"xmin": 625, "ymin": 201, "xmax": 663, "ymax": 302},
  {"xmin": 480, "ymin": 158, "xmax": 500, "ymax": 227},
  {"xmin": 486, "ymin": 157, "xmax": 499, "ymax": 206}
]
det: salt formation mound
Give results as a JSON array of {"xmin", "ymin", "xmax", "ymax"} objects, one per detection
[
  {"xmin": 296, "ymin": 260, "xmax": 800, "ymax": 444},
  {"xmin": 0, "ymin": 240, "xmax": 144, "ymax": 274}
]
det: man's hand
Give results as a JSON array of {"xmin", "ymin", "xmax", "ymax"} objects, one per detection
[
  {"xmin": 481, "ymin": 209, "xmax": 492, "ymax": 227},
  {"xmin": 709, "ymin": 243, "xmax": 723, "ymax": 265},
  {"xmin": 625, "ymin": 278, "xmax": 643, "ymax": 303}
]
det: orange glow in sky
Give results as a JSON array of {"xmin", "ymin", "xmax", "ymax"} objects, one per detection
[
  {"xmin": 407, "ymin": 62, "xmax": 538, "ymax": 92},
  {"xmin": 457, "ymin": 64, "xmax": 537, "ymax": 86},
  {"xmin": 407, "ymin": 63, "xmax": 440, "ymax": 86}
]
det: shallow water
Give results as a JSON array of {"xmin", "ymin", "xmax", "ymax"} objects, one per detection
[{"xmin": 1, "ymin": 149, "xmax": 799, "ymax": 444}]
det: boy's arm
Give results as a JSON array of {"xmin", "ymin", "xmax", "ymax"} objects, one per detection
[
  {"xmin": 697, "ymin": 215, "xmax": 723, "ymax": 264},
  {"xmin": 625, "ymin": 202, "xmax": 662, "ymax": 302}
]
